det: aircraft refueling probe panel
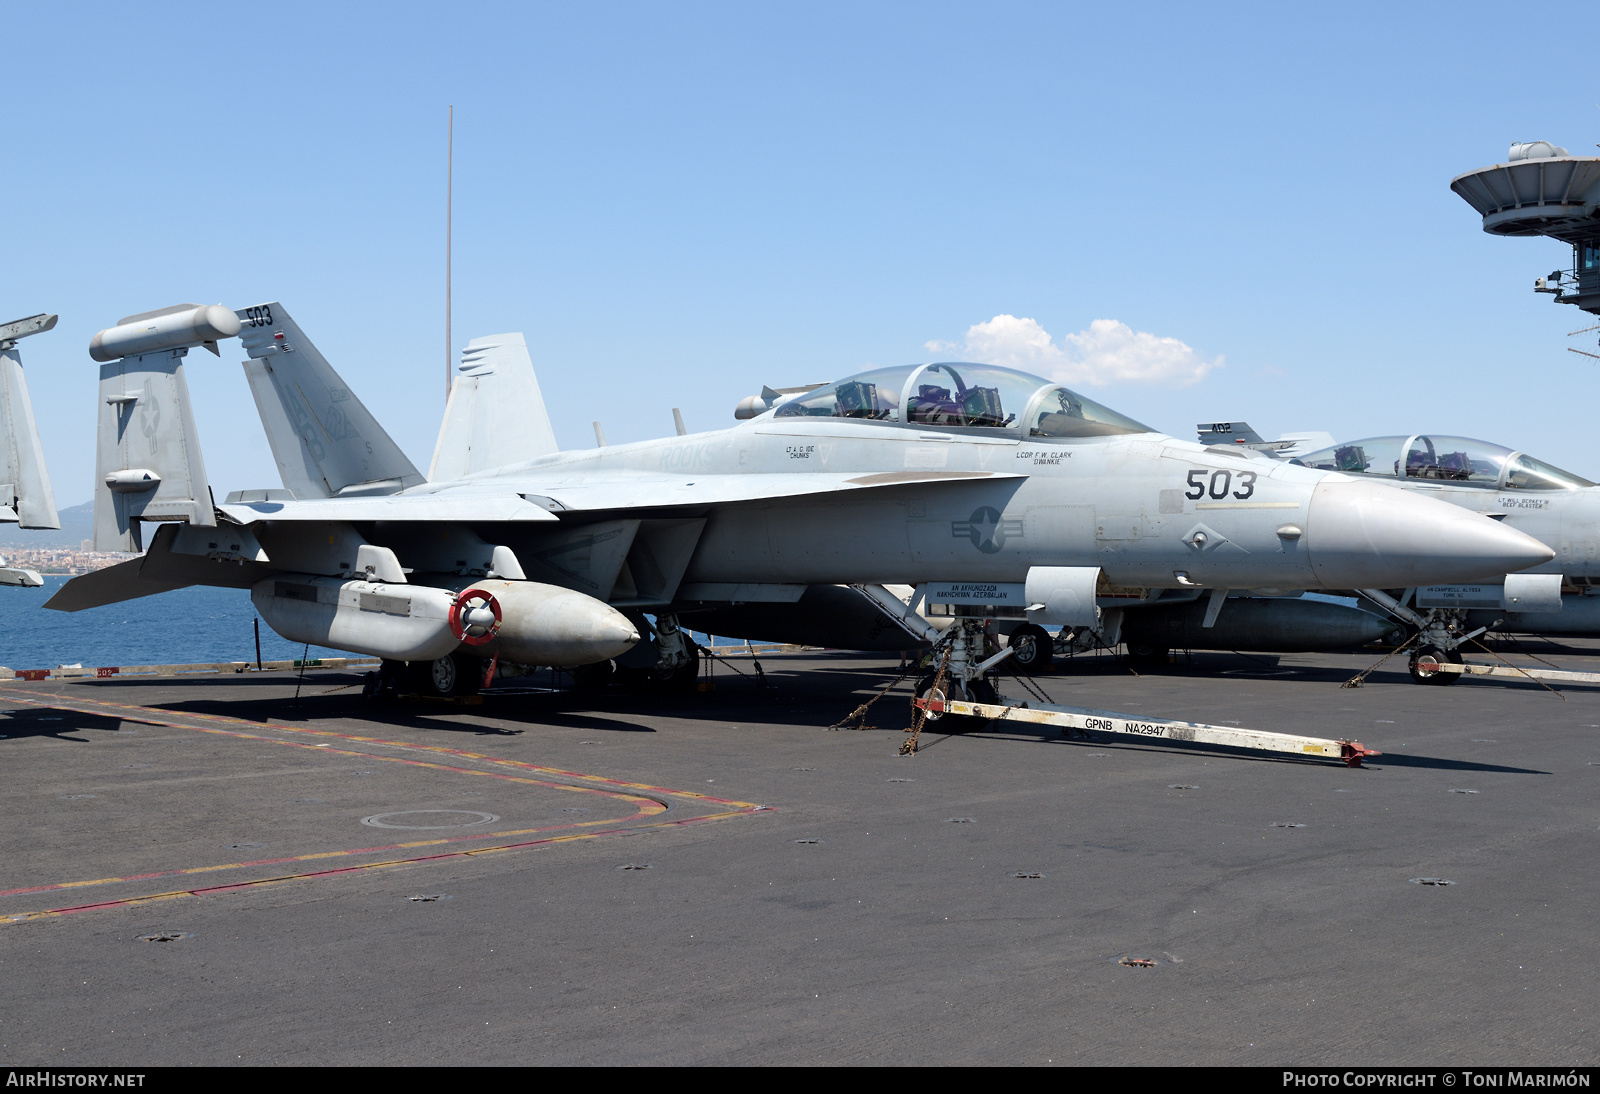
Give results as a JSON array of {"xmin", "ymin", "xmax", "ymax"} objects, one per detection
[{"xmin": 1451, "ymin": 142, "xmax": 1600, "ymax": 318}]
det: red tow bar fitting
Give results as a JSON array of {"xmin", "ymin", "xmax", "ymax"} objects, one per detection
[{"xmin": 1339, "ymin": 740, "xmax": 1381, "ymax": 768}]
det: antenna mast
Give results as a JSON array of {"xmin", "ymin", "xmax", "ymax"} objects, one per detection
[{"xmin": 445, "ymin": 104, "xmax": 453, "ymax": 404}]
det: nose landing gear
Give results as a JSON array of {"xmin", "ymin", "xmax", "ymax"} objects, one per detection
[
  {"xmin": 1409, "ymin": 644, "xmax": 1464, "ymax": 686},
  {"xmin": 1358, "ymin": 589, "xmax": 1486, "ymax": 686},
  {"xmin": 909, "ymin": 619, "xmax": 1015, "ymax": 732}
]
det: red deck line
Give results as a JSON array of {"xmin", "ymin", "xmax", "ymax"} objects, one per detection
[{"xmin": 0, "ymin": 686, "xmax": 774, "ymax": 923}]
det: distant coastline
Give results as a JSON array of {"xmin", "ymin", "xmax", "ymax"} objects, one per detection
[{"xmin": 2, "ymin": 547, "xmax": 138, "ymax": 575}]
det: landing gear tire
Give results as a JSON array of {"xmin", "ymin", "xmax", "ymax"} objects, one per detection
[
  {"xmin": 1409, "ymin": 644, "xmax": 1463, "ymax": 686},
  {"xmin": 411, "ymin": 651, "xmax": 482, "ymax": 698},
  {"xmin": 913, "ymin": 674, "xmax": 993, "ymax": 732},
  {"xmin": 1126, "ymin": 642, "xmax": 1169, "ymax": 666},
  {"xmin": 1008, "ymin": 624, "xmax": 1054, "ymax": 675}
]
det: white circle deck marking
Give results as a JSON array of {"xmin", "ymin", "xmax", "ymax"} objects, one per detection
[{"xmin": 362, "ymin": 810, "xmax": 500, "ymax": 830}]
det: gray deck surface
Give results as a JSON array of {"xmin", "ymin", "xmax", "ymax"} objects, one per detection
[{"xmin": 1, "ymin": 644, "xmax": 1595, "ymax": 1066}]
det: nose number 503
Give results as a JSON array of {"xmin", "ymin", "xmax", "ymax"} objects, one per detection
[{"xmin": 1184, "ymin": 469, "xmax": 1256, "ymax": 501}]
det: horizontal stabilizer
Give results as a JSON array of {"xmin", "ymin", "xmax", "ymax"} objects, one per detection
[
  {"xmin": 237, "ymin": 303, "xmax": 424, "ymax": 498},
  {"xmin": 429, "ymin": 333, "xmax": 558, "ymax": 481},
  {"xmin": 44, "ymin": 556, "xmax": 192, "ymax": 612},
  {"xmin": 46, "ymin": 524, "xmax": 268, "ymax": 612},
  {"xmin": 1274, "ymin": 431, "xmax": 1336, "ymax": 457}
]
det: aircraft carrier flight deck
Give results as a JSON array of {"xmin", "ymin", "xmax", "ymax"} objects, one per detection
[{"xmin": 1, "ymin": 647, "xmax": 1594, "ymax": 1066}]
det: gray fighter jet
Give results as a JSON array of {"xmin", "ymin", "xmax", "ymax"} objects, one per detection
[
  {"xmin": 0, "ymin": 312, "xmax": 62, "ymax": 587},
  {"xmin": 1175, "ymin": 422, "xmax": 1600, "ymax": 682},
  {"xmin": 48, "ymin": 302, "xmax": 1551, "ymax": 707},
  {"xmin": 1290, "ymin": 433, "xmax": 1600, "ymax": 680}
]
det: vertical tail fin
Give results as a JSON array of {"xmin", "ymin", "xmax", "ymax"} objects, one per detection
[
  {"xmin": 1197, "ymin": 421, "xmax": 1266, "ymax": 446},
  {"xmin": 237, "ymin": 302, "xmax": 424, "ymax": 498},
  {"xmin": 93, "ymin": 305, "xmax": 227, "ymax": 551},
  {"xmin": 428, "ymin": 332, "xmax": 558, "ymax": 481},
  {"xmin": 0, "ymin": 313, "xmax": 60, "ymax": 529}
]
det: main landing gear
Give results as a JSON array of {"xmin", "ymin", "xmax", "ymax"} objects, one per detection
[
  {"xmin": 1006, "ymin": 623, "xmax": 1054, "ymax": 674},
  {"xmin": 612, "ymin": 612, "xmax": 703, "ymax": 694}
]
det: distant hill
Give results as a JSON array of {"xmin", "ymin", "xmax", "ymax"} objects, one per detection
[{"xmin": 0, "ymin": 501, "xmax": 94, "ymax": 548}]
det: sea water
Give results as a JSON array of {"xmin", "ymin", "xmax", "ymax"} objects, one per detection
[{"xmin": 0, "ymin": 577, "xmax": 346, "ymax": 671}]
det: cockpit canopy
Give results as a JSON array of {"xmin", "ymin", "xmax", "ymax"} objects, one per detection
[
  {"xmin": 771, "ymin": 362, "xmax": 1152, "ymax": 438},
  {"xmin": 1295, "ymin": 435, "xmax": 1594, "ymax": 491}
]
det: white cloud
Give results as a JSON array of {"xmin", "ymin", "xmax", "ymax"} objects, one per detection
[{"xmin": 925, "ymin": 314, "xmax": 1222, "ymax": 388}]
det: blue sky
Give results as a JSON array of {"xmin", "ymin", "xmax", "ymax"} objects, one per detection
[{"xmin": 4, "ymin": 1, "xmax": 1597, "ymax": 508}]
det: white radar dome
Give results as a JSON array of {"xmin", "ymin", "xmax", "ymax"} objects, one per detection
[{"xmin": 1508, "ymin": 141, "xmax": 1570, "ymax": 161}]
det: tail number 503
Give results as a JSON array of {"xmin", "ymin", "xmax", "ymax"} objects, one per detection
[{"xmin": 1184, "ymin": 469, "xmax": 1256, "ymax": 500}]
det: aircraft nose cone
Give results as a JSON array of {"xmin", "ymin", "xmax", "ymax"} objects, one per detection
[
  {"xmin": 1305, "ymin": 478, "xmax": 1554, "ymax": 588},
  {"xmin": 572, "ymin": 608, "xmax": 645, "ymax": 662}
]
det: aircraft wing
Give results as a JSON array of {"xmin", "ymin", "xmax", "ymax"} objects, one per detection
[
  {"xmin": 217, "ymin": 492, "xmax": 559, "ymax": 524},
  {"xmin": 516, "ymin": 469, "xmax": 1026, "ymax": 512},
  {"xmin": 218, "ymin": 470, "xmax": 1023, "ymax": 523}
]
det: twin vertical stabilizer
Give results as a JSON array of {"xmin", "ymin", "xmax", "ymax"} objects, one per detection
[
  {"xmin": 429, "ymin": 332, "xmax": 558, "ymax": 481},
  {"xmin": 0, "ymin": 313, "xmax": 60, "ymax": 529},
  {"xmin": 92, "ymin": 305, "xmax": 237, "ymax": 550},
  {"xmin": 238, "ymin": 302, "xmax": 424, "ymax": 499}
]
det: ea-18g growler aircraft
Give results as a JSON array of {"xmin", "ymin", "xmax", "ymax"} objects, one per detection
[
  {"xmin": 1184, "ymin": 423, "xmax": 1600, "ymax": 683},
  {"xmin": 1289, "ymin": 433, "xmax": 1600, "ymax": 681},
  {"xmin": 0, "ymin": 311, "xmax": 62, "ymax": 587},
  {"xmin": 48, "ymin": 301, "xmax": 1552, "ymax": 710}
]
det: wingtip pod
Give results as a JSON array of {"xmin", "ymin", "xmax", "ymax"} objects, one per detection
[
  {"xmin": 0, "ymin": 313, "xmax": 57, "ymax": 346},
  {"xmin": 1306, "ymin": 478, "xmax": 1555, "ymax": 588},
  {"xmin": 89, "ymin": 304, "xmax": 241, "ymax": 362}
]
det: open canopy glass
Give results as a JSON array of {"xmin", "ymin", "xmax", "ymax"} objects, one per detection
[
  {"xmin": 1295, "ymin": 435, "xmax": 1593, "ymax": 491},
  {"xmin": 772, "ymin": 362, "xmax": 1153, "ymax": 437}
]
